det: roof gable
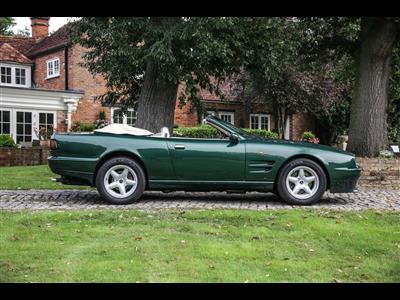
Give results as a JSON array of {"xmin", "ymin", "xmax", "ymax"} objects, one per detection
[
  {"xmin": 0, "ymin": 35, "xmax": 36, "ymax": 54},
  {"xmin": 26, "ymin": 23, "xmax": 71, "ymax": 57},
  {"xmin": 0, "ymin": 43, "xmax": 33, "ymax": 64}
]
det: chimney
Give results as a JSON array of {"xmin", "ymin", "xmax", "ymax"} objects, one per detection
[{"xmin": 30, "ymin": 17, "xmax": 50, "ymax": 39}]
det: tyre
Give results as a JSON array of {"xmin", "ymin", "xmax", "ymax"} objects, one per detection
[
  {"xmin": 276, "ymin": 158, "xmax": 327, "ymax": 205},
  {"xmin": 96, "ymin": 156, "xmax": 146, "ymax": 204}
]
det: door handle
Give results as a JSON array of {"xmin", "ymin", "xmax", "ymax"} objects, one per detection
[{"xmin": 174, "ymin": 144, "xmax": 185, "ymax": 150}]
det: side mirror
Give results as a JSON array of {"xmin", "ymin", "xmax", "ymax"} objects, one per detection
[{"xmin": 229, "ymin": 133, "xmax": 240, "ymax": 144}]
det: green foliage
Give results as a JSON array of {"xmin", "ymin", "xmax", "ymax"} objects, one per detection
[
  {"xmin": 72, "ymin": 121, "xmax": 95, "ymax": 132},
  {"xmin": 0, "ymin": 134, "xmax": 17, "ymax": 148},
  {"xmin": 0, "ymin": 17, "xmax": 16, "ymax": 35},
  {"xmin": 301, "ymin": 131, "xmax": 316, "ymax": 140},
  {"xmin": 173, "ymin": 125, "xmax": 278, "ymax": 139},
  {"xmin": 70, "ymin": 17, "xmax": 250, "ymax": 112},
  {"xmin": 173, "ymin": 125, "xmax": 219, "ymax": 138},
  {"xmin": 244, "ymin": 129, "xmax": 279, "ymax": 139}
]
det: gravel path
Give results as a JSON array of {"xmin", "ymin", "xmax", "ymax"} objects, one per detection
[{"xmin": 0, "ymin": 188, "xmax": 399, "ymax": 211}]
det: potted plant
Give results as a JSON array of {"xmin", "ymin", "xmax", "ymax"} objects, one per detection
[
  {"xmin": 38, "ymin": 125, "xmax": 53, "ymax": 147},
  {"xmin": 301, "ymin": 131, "xmax": 319, "ymax": 144}
]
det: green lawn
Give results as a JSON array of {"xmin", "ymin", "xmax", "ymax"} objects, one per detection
[
  {"xmin": 0, "ymin": 209, "xmax": 399, "ymax": 283},
  {"xmin": 0, "ymin": 165, "xmax": 92, "ymax": 190}
]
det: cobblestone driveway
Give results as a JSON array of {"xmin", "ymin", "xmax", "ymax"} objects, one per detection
[{"xmin": 0, "ymin": 188, "xmax": 399, "ymax": 211}]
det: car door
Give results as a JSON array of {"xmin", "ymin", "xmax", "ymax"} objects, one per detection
[{"xmin": 166, "ymin": 137, "xmax": 245, "ymax": 182}]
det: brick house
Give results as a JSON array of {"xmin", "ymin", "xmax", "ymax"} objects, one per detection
[{"xmin": 0, "ymin": 17, "xmax": 315, "ymax": 145}]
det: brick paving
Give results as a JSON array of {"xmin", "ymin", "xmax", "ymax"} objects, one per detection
[{"xmin": 0, "ymin": 187, "xmax": 399, "ymax": 211}]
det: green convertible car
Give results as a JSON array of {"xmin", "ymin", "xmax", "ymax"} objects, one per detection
[{"xmin": 48, "ymin": 115, "xmax": 361, "ymax": 205}]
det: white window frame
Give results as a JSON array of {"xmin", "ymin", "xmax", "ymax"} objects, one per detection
[
  {"xmin": 249, "ymin": 113, "xmax": 271, "ymax": 131},
  {"xmin": 218, "ymin": 111, "xmax": 235, "ymax": 125},
  {"xmin": 111, "ymin": 108, "xmax": 137, "ymax": 126},
  {"xmin": 0, "ymin": 109, "xmax": 12, "ymax": 135},
  {"xmin": 0, "ymin": 109, "xmax": 56, "ymax": 144},
  {"xmin": 0, "ymin": 63, "xmax": 31, "ymax": 88},
  {"xmin": 203, "ymin": 110, "xmax": 235, "ymax": 125},
  {"xmin": 46, "ymin": 57, "xmax": 60, "ymax": 79}
]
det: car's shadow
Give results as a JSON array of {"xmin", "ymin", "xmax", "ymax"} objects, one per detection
[{"xmin": 133, "ymin": 191, "xmax": 350, "ymax": 206}]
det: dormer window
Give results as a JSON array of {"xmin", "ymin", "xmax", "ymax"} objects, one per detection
[
  {"xmin": 0, "ymin": 64, "xmax": 30, "ymax": 88},
  {"xmin": 46, "ymin": 58, "xmax": 60, "ymax": 79},
  {"xmin": 1, "ymin": 66, "xmax": 12, "ymax": 84},
  {"xmin": 15, "ymin": 68, "xmax": 26, "ymax": 85}
]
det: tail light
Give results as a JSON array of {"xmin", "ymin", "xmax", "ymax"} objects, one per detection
[{"xmin": 50, "ymin": 139, "xmax": 58, "ymax": 150}]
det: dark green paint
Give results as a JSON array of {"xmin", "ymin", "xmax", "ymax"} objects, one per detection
[{"xmin": 49, "ymin": 116, "xmax": 361, "ymax": 193}]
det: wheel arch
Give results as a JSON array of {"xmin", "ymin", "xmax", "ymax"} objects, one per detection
[
  {"xmin": 274, "ymin": 154, "xmax": 331, "ymax": 191},
  {"xmin": 93, "ymin": 151, "xmax": 149, "ymax": 188}
]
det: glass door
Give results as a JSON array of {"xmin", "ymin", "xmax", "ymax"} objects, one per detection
[{"xmin": 16, "ymin": 111, "xmax": 32, "ymax": 144}]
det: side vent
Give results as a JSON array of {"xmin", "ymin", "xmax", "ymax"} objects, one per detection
[{"xmin": 248, "ymin": 160, "xmax": 275, "ymax": 173}]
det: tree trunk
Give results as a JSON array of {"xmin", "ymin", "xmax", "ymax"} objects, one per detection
[
  {"xmin": 135, "ymin": 17, "xmax": 180, "ymax": 134},
  {"xmin": 135, "ymin": 59, "xmax": 179, "ymax": 133},
  {"xmin": 347, "ymin": 18, "xmax": 399, "ymax": 157}
]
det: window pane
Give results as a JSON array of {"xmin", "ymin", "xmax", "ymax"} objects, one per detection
[
  {"xmin": 25, "ymin": 112, "xmax": 31, "ymax": 123},
  {"xmin": 250, "ymin": 116, "xmax": 258, "ymax": 129},
  {"xmin": 4, "ymin": 111, "xmax": 10, "ymax": 122},
  {"xmin": 17, "ymin": 124, "xmax": 23, "ymax": 134},
  {"xmin": 47, "ymin": 113, "xmax": 54, "ymax": 124},
  {"xmin": 260, "ymin": 116, "xmax": 268, "ymax": 130},
  {"xmin": 39, "ymin": 113, "xmax": 46, "ymax": 124},
  {"xmin": 25, "ymin": 124, "xmax": 31, "ymax": 134},
  {"xmin": 0, "ymin": 111, "xmax": 2, "ymax": 123},
  {"xmin": 17, "ymin": 112, "xmax": 23, "ymax": 123},
  {"xmin": 16, "ymin": 69, "xmax": 20, "ymax": 77},
  {"xmin": 25, "ymin": 135, "xmax": 32, "ymax": 142},
  {"xmin": 3, "ymin": 123, "xmax": 10, "ymax": 134},
  {"xmin": 1, "ymin": 67, "xmax": 11, "ymax": 83},
  {"xmin": 17, "ymin": 136, "xmax": 23, "ymax": 143}
]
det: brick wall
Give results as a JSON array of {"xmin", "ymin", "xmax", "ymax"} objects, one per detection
[
  {"xmin": 290, "ymin": 112, "xmax": 316, "ymax": 140},
  {"xmin": 33, "ymin": 48, "xmax": 66, "ymax": 90},
  {"xmin": 0, "ymin": 147, "xmax": 50, "ymax": 167},
  {"xmin": 56, "ymin": 111, "xmax": 67, "ymax": 132},
  {"xmin": 69, "ymin": 44, "xmax": 111, "ymax": 126},
  {"xmin": 357, "ymin": 157, "xmax": 400, "ymax": 187}
]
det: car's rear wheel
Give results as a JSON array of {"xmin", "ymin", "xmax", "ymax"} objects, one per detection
[
  {"xmin": 276, "ymin": 158, "xmax": 327, "ymax": 205},
  {"xmin": 96, "ymin": 157, "xmax": 146, "ymax": 204}
]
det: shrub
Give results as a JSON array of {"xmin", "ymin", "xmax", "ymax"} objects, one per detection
[
  {"xmin": 72, "ymin": 121, "xmax": 95, "ymax": 132},
  {"xmin": 173, "ymin": 125, "xmax": 279, "ymax": 139},
  {"xmin": 244, "ymin": 129, "xmax": 279, "ymax": 139},
  {"xmin": 0, "ymin": 134, "xmax": 17, "ymax": 148},
  {"xmin": 173, "ymin": 125, "xmax": 219, "ymax": 138}
]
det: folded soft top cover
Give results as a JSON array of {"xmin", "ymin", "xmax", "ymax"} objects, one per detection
[{"xmin": 94, "ymin": 124, "xmax": 154, "ymax": 136}]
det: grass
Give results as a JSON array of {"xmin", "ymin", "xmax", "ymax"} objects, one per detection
[
  {"xmin": 0, "ymin": 165, "xmax": 92, "ymax": 190},
  {"xmin": 0, "ymin": 209, "xmax": 399, "ymax": 283}
]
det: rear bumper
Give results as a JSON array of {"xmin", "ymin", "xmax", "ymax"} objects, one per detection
[
  {"xmin": 48, "ymin": 156, "xmax": 95, "ymax": 185},
  {"xmin": 329, "ymin": 167, "xmax": 362, "ymax": 193}
]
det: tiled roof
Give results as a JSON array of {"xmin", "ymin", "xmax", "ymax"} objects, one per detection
[
  {"xmin": 27, "ymin": 23, "xmax": 71, "ymax": 57},
  {"xmin": 0, "ymin": 43, "xmax": 33, "ymax": 64},
  {"xmin": 0, "ymin": 35, "xmax": 36, "ymax": 54}
]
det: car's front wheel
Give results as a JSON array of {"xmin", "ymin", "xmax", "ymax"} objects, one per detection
[
  {"xmin": 96, "ymin": 157, "xmax": 146, "ymax": 204},
  {"xmin": 276, "ymin": 158, "xmax": 327, "ymax": 205}
]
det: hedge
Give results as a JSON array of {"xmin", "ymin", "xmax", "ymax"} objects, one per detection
[{"xmin": 173, "ymin": 125, "xmax": 278, "ymax": 139}]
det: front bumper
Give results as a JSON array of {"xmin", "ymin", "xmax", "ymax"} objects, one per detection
[{"xmin": 329, "ymin": 167, "xmax": 362, "ymax": 193}]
